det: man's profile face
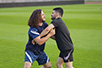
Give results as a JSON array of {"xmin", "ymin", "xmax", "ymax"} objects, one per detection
[
  {"xmin": 51, "ymin": 10, "xmax": 56, "ymax": 20},
  {"xmin": 41, "ymin": 11, "xmax": 46, "ymax": 22}
]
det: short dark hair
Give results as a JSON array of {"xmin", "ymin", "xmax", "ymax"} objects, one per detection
[
  {"xmin": 28, "ymin": 9, "xmax": 42, "ymax": 27},
  {"xmin": 53, "ymin": 7, "xmax": 63, "ymax": 17}
]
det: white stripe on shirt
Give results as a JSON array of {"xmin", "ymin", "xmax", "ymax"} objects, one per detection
[{"xmin": 31, "ymin": 30, "xmax": 39, "ymax": 35}]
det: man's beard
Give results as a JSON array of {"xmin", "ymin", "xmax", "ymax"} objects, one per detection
[{"xmin": 51, "ymin": 17, "xmax": 56, "ymax": 20}]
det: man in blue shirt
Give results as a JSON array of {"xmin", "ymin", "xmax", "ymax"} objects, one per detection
[{"xmin": 24, "ymin": 9, "xmax": 55, "ymax": 68}]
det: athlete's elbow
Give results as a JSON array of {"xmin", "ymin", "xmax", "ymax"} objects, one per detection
[
  {"xmin": 37, "ymin": 42, "xmax": 43, "ymax": 46},
  {"xmin": 45, "ymin": 28, "xmax": 50, "ymax": 32},
  {"xmin": 35, "ymin": 39, "xmax": 44, "ymax": 45},
  {"xmin": 37, "ymin": 43, "xmax": 41, "ymax": 45}
]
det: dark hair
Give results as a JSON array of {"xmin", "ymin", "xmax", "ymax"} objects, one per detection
[
  {"xmin": 28, "ymin": 9, "xmax": 42, "ymax": 27},
  {"xmin": 53, "ymin": 7, "xmax": 63, "ymax": 17}
]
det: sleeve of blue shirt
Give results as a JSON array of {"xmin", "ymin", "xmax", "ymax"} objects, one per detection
[{"xmin": 28, "ymin": 28, "xmax": 40, "ymax": 39}]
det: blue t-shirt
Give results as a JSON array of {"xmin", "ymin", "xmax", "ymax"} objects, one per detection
[{"xmin": 25, "ymin": 22, "xmax": 48, "ymax": 55}]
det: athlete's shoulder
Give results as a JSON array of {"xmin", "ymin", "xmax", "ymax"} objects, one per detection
[
  {"xmin": 54, "ymin": 18, "xmax": 62, "ymax": 22},
  {"xmin": 28, "ymin": 27, "xmax": 40, "ymax": 39},
  {"xmin": 29, "ymin": 27, "xmax": 37, "ymax": 31},
  {"xmin": 43, "ymin": 22, "xmax": 48, "ymax": 27},
  {"xmin": 43, "ymin": 22, "xmax": 48, "ymax": 25},
  {"xmin": 43, "ymin": 21, "xmax": 47, "ymax": 24},
  {"xmin": 29, "ymin": 27, "xmax": 39, "ymax": 33},
  {"xmin": 56, "ymin": 18, "xmax": 62, "ymax": 21}
]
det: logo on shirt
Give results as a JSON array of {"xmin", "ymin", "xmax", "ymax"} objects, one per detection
[
  {"xmin": 64, "ymin": 50, "xmax": 73, "ymax": 60},
  {"xmin": 64, "ymin": 55, "xmax": 69, "ymax": 60}
]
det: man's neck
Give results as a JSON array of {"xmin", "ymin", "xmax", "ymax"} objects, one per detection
[{"xmin": 56, "ymin": 16, "xmax": 62, "ymax": 19}]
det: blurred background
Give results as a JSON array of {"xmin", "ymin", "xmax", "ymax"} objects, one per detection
[
  {"xmin": 0, "ymin": 0, "xmax": 102, "ymax": 68},
  {"xmin": 0, "ymin": 0, "xmax": 84, "ymax": 8}
]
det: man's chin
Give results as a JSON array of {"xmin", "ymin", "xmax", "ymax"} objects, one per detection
[{"xmin": 51, "ymin": 18, "xmax": 55, "ymax": 20}]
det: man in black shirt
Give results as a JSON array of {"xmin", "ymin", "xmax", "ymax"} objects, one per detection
[{"xmin": 40, "ymin": 7, "xmax": 74, "ymax": 68}]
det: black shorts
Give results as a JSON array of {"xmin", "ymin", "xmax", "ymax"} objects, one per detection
[{"xmin": 59, "ymin": 49, "xmax": 74, "ymax": 63}]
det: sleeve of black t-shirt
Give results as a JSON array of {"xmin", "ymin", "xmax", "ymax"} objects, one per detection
[{"xmin": 51, "ymin": 19, "xmax": 59, "ymax": 27}]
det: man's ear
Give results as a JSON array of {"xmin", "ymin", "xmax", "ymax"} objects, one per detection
[{"xmin": 56, "ymin": 12, "xmax": 59, "ymax": 17}]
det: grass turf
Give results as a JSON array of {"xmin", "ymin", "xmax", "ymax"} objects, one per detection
[{"xmin": 0, "ymin": 4, "xmax": 102, "ymax": 68}]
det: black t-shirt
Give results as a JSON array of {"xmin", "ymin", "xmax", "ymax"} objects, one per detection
[{"xmin": 51, "ymin": 18, "xmax": 74, "ymax": 51}]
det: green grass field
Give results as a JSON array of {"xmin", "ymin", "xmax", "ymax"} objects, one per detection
[{"xmin": 0, "ymin": 4, "xmax": 102, "ymax": 68}]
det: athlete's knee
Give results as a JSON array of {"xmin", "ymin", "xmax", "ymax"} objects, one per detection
[
  {"xmin": 24, "ymin": 64, "xmax": 31, "ymax": 68},
  {"xmin": 65, "ymin": 62, "xmax": 73, "ymax": 68},
  {"xmin": 43, "ymin": 64, "xmax": 52, "ymax": 68},
  {"xmin": 49, "ymin": 65, "xmax": 52, "ymax": 68},
  {"xmin": 24, "ymin": 66, "xmax": 31, "ymax": 68},
  {"xmin": 47, "ymin": 64, "xmax": 52, "ymax": 68},
  {"xmin": 56, "ymin": 63, "xmax": 59, "ymax": 67},
  {"xmin": 24, "ymin": 62, "xmax": 31, "ymax": 68},
  {"xmin": 66, "ymin": 65, "xmax": 73, "ymax": 68},
  {"xmin": 56, "ymin": 63, "xmax": 62, "ymax": 68}
]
